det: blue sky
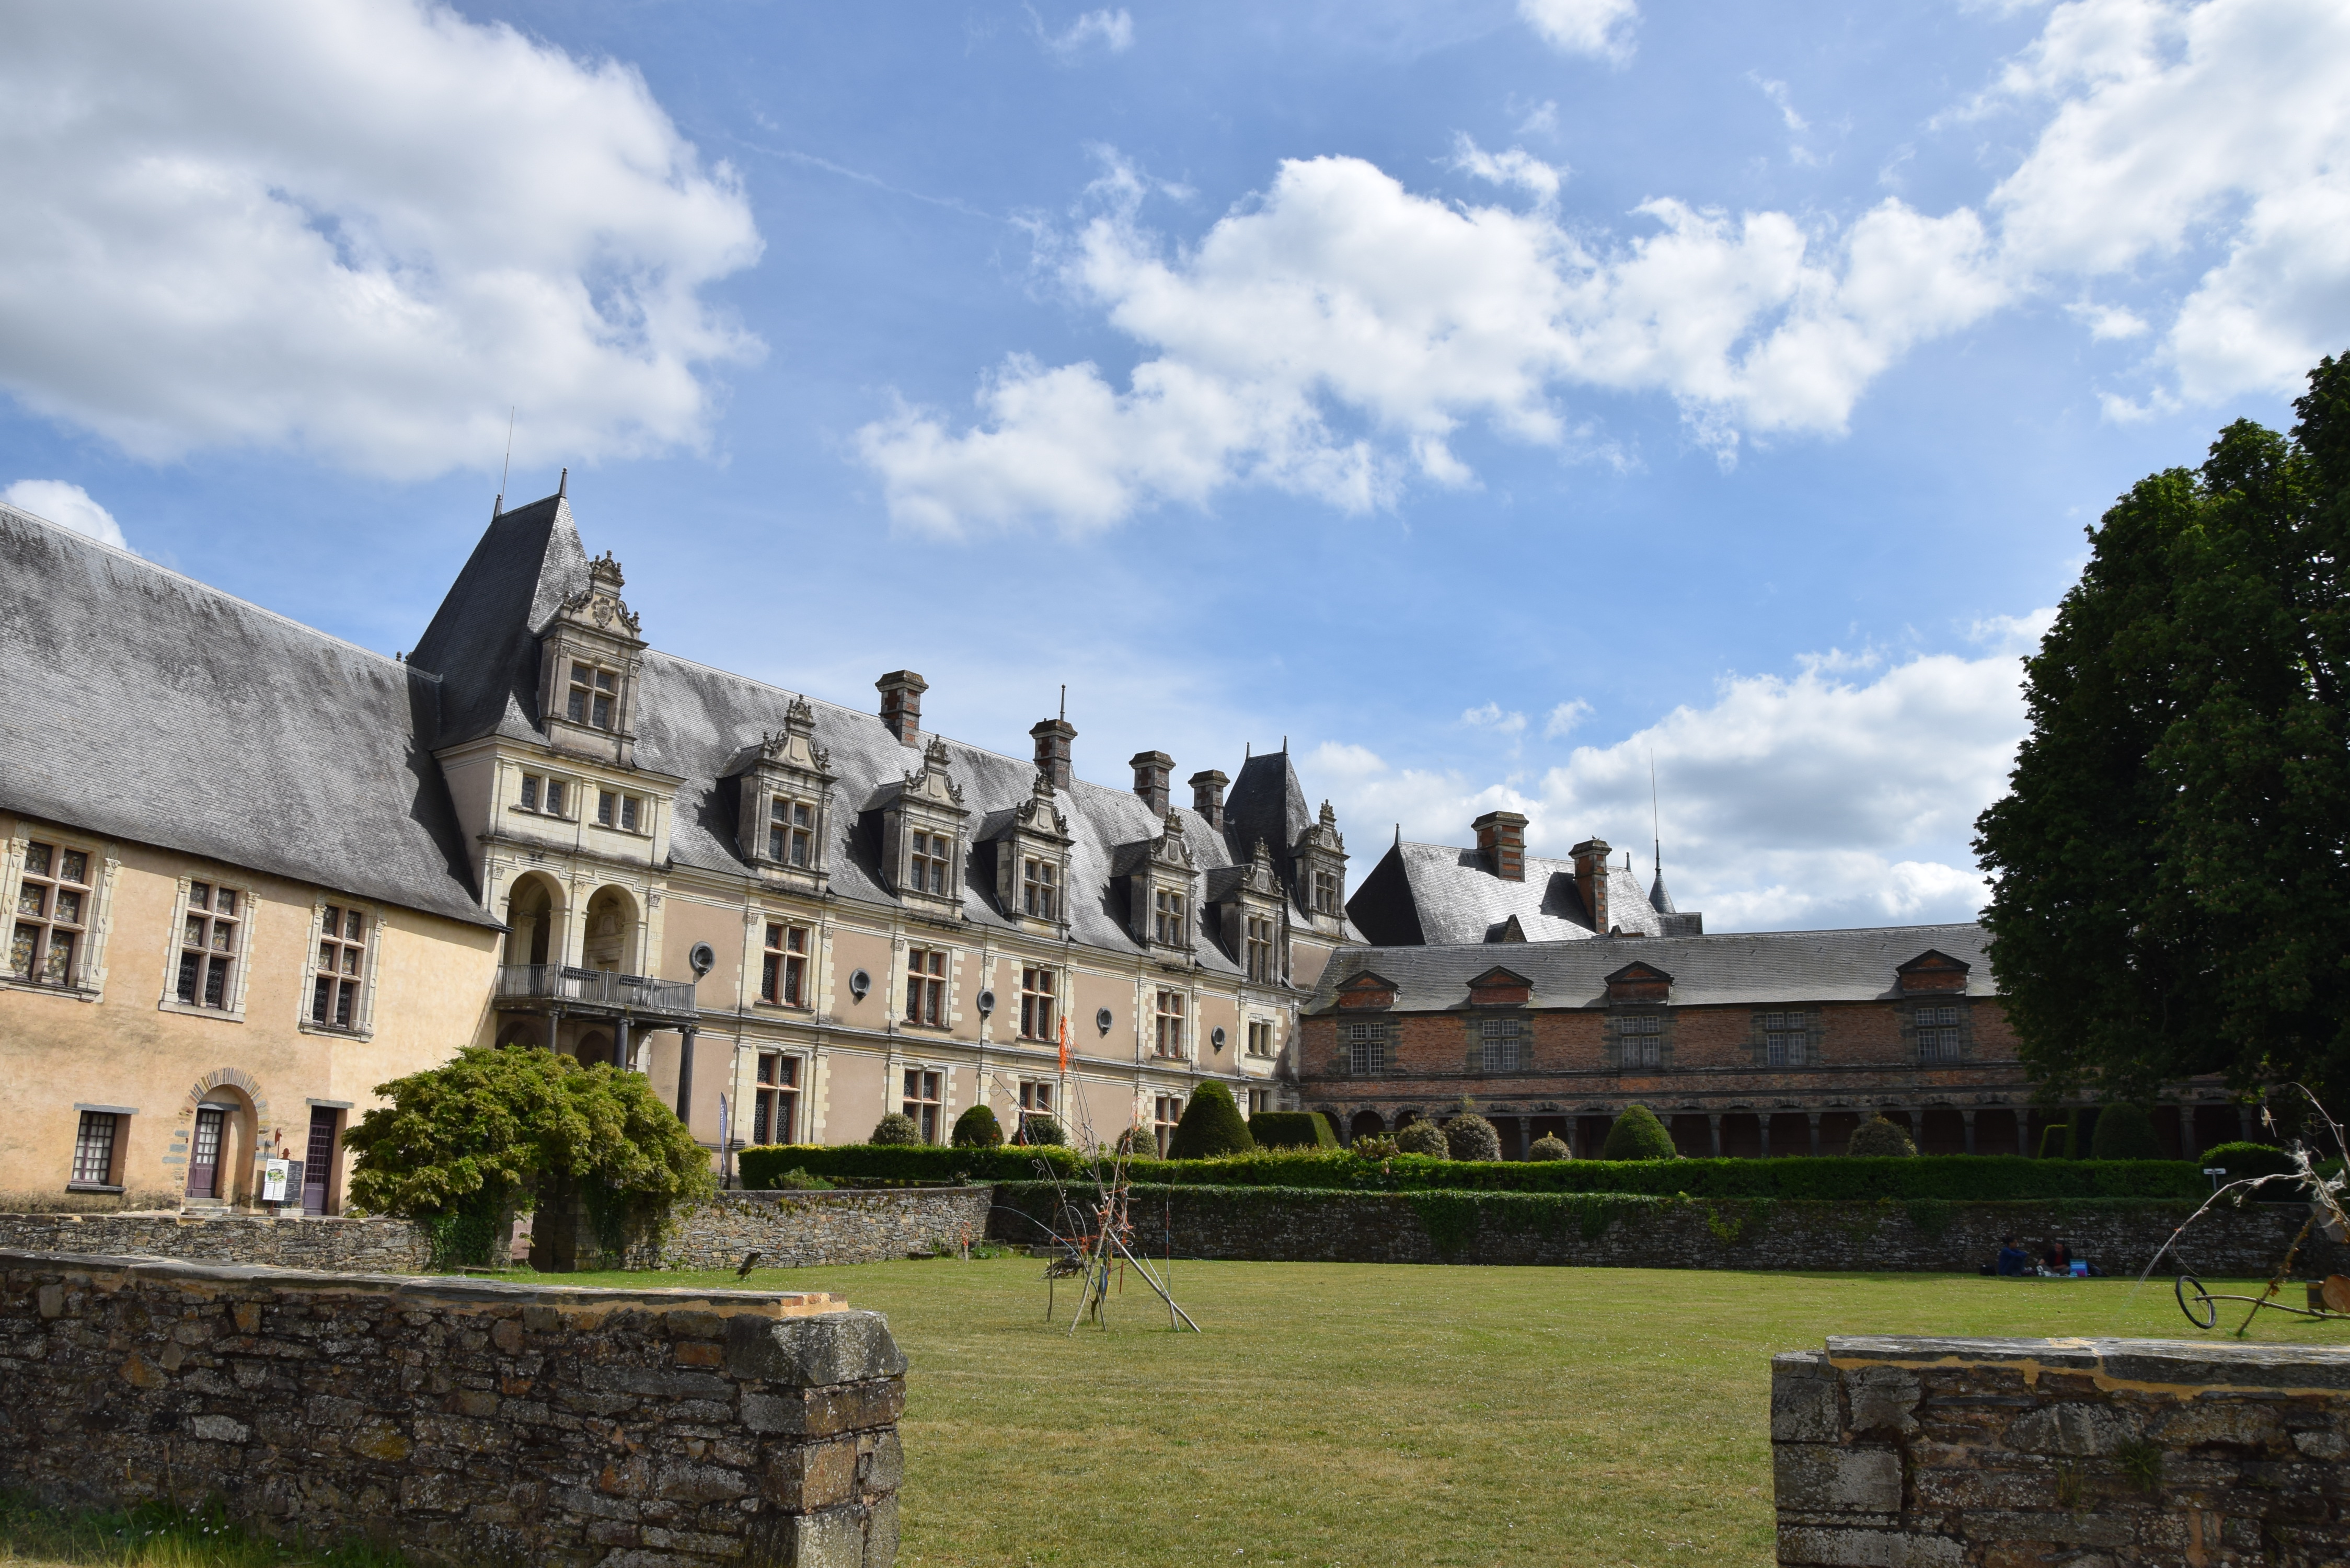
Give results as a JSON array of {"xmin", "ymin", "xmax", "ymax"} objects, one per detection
[{"xmin": 3, "ymin": 0, "xmax": 2344, "ymax": 930}]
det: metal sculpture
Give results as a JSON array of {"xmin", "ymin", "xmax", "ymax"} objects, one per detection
[{"xmin": 2155, "ymin": 1086, "xmax": 2350, "ymax": 1334}]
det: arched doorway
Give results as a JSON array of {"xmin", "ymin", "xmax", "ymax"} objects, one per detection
[
  {"xmin": 495, "ymin": 1020, "xmax": 544, "ymax": 1050},
  {"xmin": 576, "ymin": 1029, "xmax": 613, "ymax": 1067},
  {"xmin": 186, "ymin": 1084, "xmax": 257, "ymax": 1204},
  {"xmin": 504, "ymin": 873, "xmax": 563, "ymax": 969},
  {"xmin": 1349, "ymin": 1109, "xmax": 1387, "ymax": 1144},
  {"xmin": 583, "ymin": 886, "xmax": 638, "ymax": 973}
]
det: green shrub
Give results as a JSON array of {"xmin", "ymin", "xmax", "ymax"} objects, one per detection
[
  {"xmin": 1116, "ymin": 1124, "xmax": 1160, "ymax": 1156},
  {"xmin": 1249, "ymin": 1111, "xmax": 1338, "ymax": 1150},
  {"xmin": 951, "ymin": 1105, "xmax": 1004, "ymax": 1148},
  {"xmin": 2090, "ymin": 1103, "xmax": 2163, "ymax": 1161},
  {"xmin": 1351, "ymin": 1133, "xmax": 1399, "ymax": 1160},
  {"xmin": 1015, "ymin": 1111, "xmax": 1066, "ymax": 1146},
  {"xmin": 1445, "ymin": 1111, "xmax": 1502, "ymax": 1162},
  {"xmin": 1603, "ymin": 1104, "xmax": 1675, "ymax": 1161},
  {"xmin": 772, "ymin": 1167, "xmax": 833, "ymax": 1190},
  {"xmin": 1393, "ymin": 1120, "xmax": 1449, "ymax": 1158},
  {"xmin": 1168, "ymin": 1081, "xmax": 1255, "ymax": 1159},
  {"xmin": 2202, "ymin": 1140, "xmax": 2296, "ymax": 1180},
  {"xmin": 1847, "ymin": 1115, "xmax": 1918, "ymax": 1158},
  {"xmin": 871, "ymin": 1112, "xmax": 921, "ymax": 1146},
  {"xmin": 1526, "ymin": 1134, "xmax": 1571, "ymax": 1161}
]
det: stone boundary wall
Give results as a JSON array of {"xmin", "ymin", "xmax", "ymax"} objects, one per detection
[
  {"xmin": 987, "ymin": 1183, "xmax": 2346, "ymax": 1275},
  {"xmin": 0, "ymin": 1250, "xmax": 905, "ymax": 1567},
  {"xmin": 1773, "ymin": 1334, "xmax": 2350, "ymax": 1565},
  {"xmin": 0, "ymin": 1211, "xmax": 427, "ymax": 1272},
  {"xmin": 654, "ymin": 1188, "xmax": 994, "ymax": 1272}
]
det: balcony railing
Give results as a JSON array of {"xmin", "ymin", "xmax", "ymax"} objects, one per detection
[{"xmin": 496, "ymin": 964, "xmax": 698, "ymax": 1018}]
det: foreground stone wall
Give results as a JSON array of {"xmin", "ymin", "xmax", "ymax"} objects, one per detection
[
  {"xmin": 654, "ymin": 1188, "xmax": 994, "ymax": 1272},
  {"xmin": 1774, "ymin": 1334, "xmax": 2350, "ymax": 1565},
  {"xmin": 0, "ymin": 1211, "xmax": 427, "ymax": 1271},
  {"xmin": 0, "ymin": 1250, "xmax": 904, "ymax": 1567},
  {"xmin": 988, "ymin": 1183, "xmax": 2343, "ymax": 1275}
]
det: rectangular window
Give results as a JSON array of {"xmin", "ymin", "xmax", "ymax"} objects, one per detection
[
  {"xmin": 1020, "ymin": 1079, "xmax": 1054, "ymax": 1115},
  {"xmin": 175, "ymin": 881, "xmax": 240, "ymax": 1010},
  {"xmin": 11, "ymin": 841, "xmax": 91, "ymax": 987},
  {"xmin": 1153, "ymin": 1094, "xmax": 1184, "ymax": 1155},
  {"xmin": 519, "ymin": 774, "xmax": 540, "ymax": 811},
  {"xmin": 902, "ymin": 1069, "xmax": 942, "ymax": 1143},
  {"xmin": 1761, "ymin": 1011, "xmax": 1806, "ymax": 1069},
  {"xmin": 1480, "ymin": 1016, "xmax": 1523, "ymax": 1073},
  {"xmin": 1247, "ymin": 1020, "xmax": 1274, "ymax": 1058},
  {"xmin": 1021, "ymin": 857, "xmax": 1057, "ymax": 920},
  {"xmin": 71, "ymin": 1111, "xmax": 118, "ymax": 1185},
  {"xmin": 1315, "ymin": 869, "xmax": 1341, "ymax": 915},
  {"xmin": 904, "ymin": 947, "xmax": 947, "ymax": 1027},
  {"xmin": 544, "ymin": 778, "xmax": 567, "ymax": 817},
  {"xmin": 769, "ymin": 797, "xmax": 815, "ymax": 866},
  {"xmin": 621, "ymin": 795, "xmax": 640, "ymax": 832},
  {"xmin": 596, "ymin": 789, "xmax": 616, "ymax": 826},
  {"xmin": 1248, "ymin": 1087, "xmax": 1274, "ymax": 1116},
  {"xmin": 1019, "ymin": 965, "xmax": 1057, "ymax": 1041},
  {"xmin": 761, "ymin": 923, "xmax": 809, "ymax": 1007},
  {"xmin": 1154, "ymin": 989, "xmax": 1186, "ymax": 1057},
  {"xmin": 567, "ymin": 663, "xmax": 618, "ymax": 730},
  {"xmin": 908, "ymin": 830, "xmax": 949, "ymax": 895},
  {"xmin": 1344, "ymin": 1021, "xmax": 1387, "ymax": 1075},
  {"xmin": 1916, "ymin": 1006, "xmax": 1962, "ymax": 1064},
  {"xmin": 754, "ymin": 1053, "xmax": 799, "ymax": 1145},
  {"xmin": 310, "ymin": 904, "xmax": 367, "ymax": 1029},
  {"xmin": 1153, "ymin": 887, "xmax": 1185, "ymax": 944},
  {"xmin": 1245, "ymin": 914, "xmax": 1276, "ymax": 984},
  {"xmin": 1618, "ymin": 1013, "xmax": 1663, "ymax": 1068}
]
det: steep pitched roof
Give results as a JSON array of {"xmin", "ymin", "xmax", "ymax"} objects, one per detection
[
  {"xmin": 1307, "ymin": 923, "xmax": 1997, "ymax": 1013},
  {"xmin": 1224, "ymin": 751, "xmax": 1312, "ymax": 878},
  {"xmin": 0, "ymin": 503, "xmax": 491, "ymax": 926},
  {"xmin": 408, "ymin": 495, "xmax": 589, "ymax": 750},
  {"xmin": 1344, "ymin": 838, "xmax": 1664, "ymax": 946}
]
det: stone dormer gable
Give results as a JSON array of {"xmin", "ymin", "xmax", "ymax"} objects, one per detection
[
  {"xmin": 729, "ymin": 695, "xmax": 837, "ymax": 892},
  {"xmin": 1293, "ymin": 798, "xmax": 1349, "ymax": 928},
  {"xmin": 1895, "ymin": 949, "xmax": 1972, "ymax": 994},
  {"xmin": 870, "ymin": 736, "xmax": 970, "ymax": 912},
  {"xmin": 1466, "ymin": 965, "xmax": 1533, "ymax": 1008},
  {"xmin": 985, "ymin": 766, "xmax": 1074, "ymax": 932},
  {"xmin": 1335, "ymin": 971, "xmax": 1397, "ymax": 1009},
  {"xmin": 538, "ymin": 548, "xmax": 646, "ymax": 766},
  {"xmin": 1489, "ymin": 913, "xmax": 1529, "ymax": 943},
  {"xmin": 1604, "ymin": 961, "xmax": 1673, "ymax": 1005},
  {"xmin": 1207, "ymin": 839, "xmax": 1288, "ymax": 979},
  {"xmin": 1118, "ymin": 809, "xmax": 1197, "ymax": 955}
]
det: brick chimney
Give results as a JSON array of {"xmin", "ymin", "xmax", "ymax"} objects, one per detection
[
  {"xmin": 876, "ymin": 671, "xmax": 927, "ymax": 746},
  {"xmin": 1572, "ymin": 838, "xmax": 1612, "ymax": 933},
  {"xmin": 1130, "ymin": 751, "xmax": 1174, "ymax": 815},
  {"xmin": 1473, "ymin": 810, "xmax": 1528, "ymax": 882},
  {"xmin": 1189, "ymin": 769, "xmax": 1229, "ymax": 830},
  {"xmin": 1031, "ymin": 717, "xmax": 1076, "ymax": 793}
]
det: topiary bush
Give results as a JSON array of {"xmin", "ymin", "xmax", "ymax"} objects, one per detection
[
  {"xmin": 1168, "ymin": 1081, "xmax": 1256, "ymax": 1159},
  {"xmin": 1351, "ymin": 1133, "xmax": 1399, "ymax": 1160},
  {"xmin": 1249, "ymin": 1111, "xmax": 1339, "ymax": 1150},
  {"xmin": 1015, "ymin": 1111, "xmax": 1066, "ymax": 1146},
  {"xmin": 2090, "ymin": 1103, "xmax": 2164, "ymax": 1161},
  {"xmin": 1526, "ymin": 1134, "xmax": 1571, "ymax": 1161},
  {"xmin": 1393, "ymin": 1119, "xmax": 1449, "ymax": 1158},
  {"xmin": 771, "ymin": 1167, "xmax": 833, "ymax": 1190},
  {"xmin": 1847, "ymin": 1115, "xmax": 1918, "ymax": 1158},
  {"xmin": 871, "ymin": 1112, "xmax": 922, "ymax": 1146},
  {"xmin": 2201, "ymin": 1140, "xmax": 2296, "ymax": 1180},
  {"xmin": 1603, "ymin": 1104, "xmax": 1675, "ymax": 1161},
  {"xmin": 1445, "ymin": 1108, "xmax": 1502, "ymax": 1162},
  {"xmin": 951, "ymin": 1104, "xmax": 1004, "ymax": 1148},
  {"xmin": 1116, "ymin": 1123, "xmax": 1160, "ymax": 1157}
]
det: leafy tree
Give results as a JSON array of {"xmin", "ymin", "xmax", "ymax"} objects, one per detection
[
  {"xmin": 1393, "ymin": 1119, "xmax": 1449, "ymax": 1158},
  {"xmin": 2089, "ymin": 1103, "xmax": 2164, "ymax": 1161},
  {"xmin": 1846, "ymin": 1115, "xmax": 1918, "ymax": 1158},
  {"xmin": 1444, "ymin": 1101, "xmax": 1502, "ymax": 1162},
  {"xmin": 951, "ymin": 1104, "xmax": 1004, "ymax": 1148},
  {"xmin": 1602, "ymin": 1103, "xmax": 1674, "ymax": 1161},
  {"xmin": 342, "ymin": 1045, "xmax": 713, "ymax": 1266},
  {"xmin": 871, "ymin": 1112, "xmax": 921, "ymax": 1146},
  {"xmin": 1167, "ymin": 1081, "xmax": 1255, "ymax": 1159},
  {"xmin": 1976, "ymin": 354, "xmax": 2350, "ymax": 1100},
  {"xmin": 1526, "ymin": 1134, "xmax": 1572, "ymax": 1161}
]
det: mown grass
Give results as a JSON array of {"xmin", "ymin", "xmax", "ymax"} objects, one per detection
[
  {"xmin": 0, "ymin": 1496, "xmax": 408, "ymax": 1568},
  {"xmin": 556, "ymin": 1258, "xmax": 2322, "ymax": 1567}
]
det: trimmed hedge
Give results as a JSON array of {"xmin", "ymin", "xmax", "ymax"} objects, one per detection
[
  {"xmin": 734, "ymin": 1143, "xmax": 2212, "ymax": 1200},
  {"xmin": 2090, "ymin": 1103, "xmax": 2163, "ymax": 1161},
  {"xmin": 951, "ymin": 1105, "xmax": 1004, "ymax": 1148},
  {"xmin": 1604, "ymin": 1104, "xmax": 1676, "ymax": 1160},
  {"xmin": 1168, "ymin": 1081, "xmax": 1254, "ymax": 1159},
  {"xmin": 1249, "ymin": 1111, "xmax": 1338, "ymax": 1150}
]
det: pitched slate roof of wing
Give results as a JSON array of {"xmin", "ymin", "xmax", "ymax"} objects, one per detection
[
  {"xmin": 1306, "ymin": 923, "xmax": 1993, "ymax": 1012},
  {"xmin": 408, "ymin": 495, "xmax": 590, "ymax": 751},
  {"xmin": 1346, "ymin": 839, "xmax": 1663, "ymax": 946},
  {"xmin": 0, "ymin": 504, "xmax": 492, "ymax": 926}
]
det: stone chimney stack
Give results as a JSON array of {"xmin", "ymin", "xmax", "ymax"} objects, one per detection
[
  {"xmin": 1189, "ymin": 769, "xmax": 1229, "ymax": 830},
  {"xmin": 876, "ymin": 671, "xmax": 927, "ymax": 746},
  {"xmin": 1572, "ymin": 838, "xmax": 1613, "ymax": 932},
  {"xmin": 1130, "ymin": 751, "xmax": 1174, "ymax": 815},
  {"xmin": 1472, "ymin": 810, "xmax": 1528, "ymax": 882},
  {"xmin": 1031, "ymin": 717, "xmax": 1076, "ymax": 793}
]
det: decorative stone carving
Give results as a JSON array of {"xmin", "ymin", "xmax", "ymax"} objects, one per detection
[{"xmin": 730, "ymin": 695, "xmax": 837, "ymax": 893}]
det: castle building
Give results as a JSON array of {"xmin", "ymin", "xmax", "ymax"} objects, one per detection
[
  {"xmin": 1308, "ymin": 813, "xmax": 2251, "ymax": 1160},
  {"xmin": 0, "ymin": 491, "xmax": 1357, "ymax": 1213}
]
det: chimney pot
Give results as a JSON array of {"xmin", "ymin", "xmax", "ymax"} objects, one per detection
[
  {"xmin": 1471, "ymin": 810, "xmax": 1529, "ymax": 882},
  {"xmin": 1189, "ymin": 769, "xmax": 1229, "ymax": 830},
  {"xmin": 1571, "ymin": 837, "xmax": 1614, "ymax": 935},
  {"xmin": 876, "ymin": 670, "xmax": 927, "ymax": 746},
  {"xmin": 1030, "ymin": 716, "xmax": 1077, "ymax": 793},
  {"xmin": 1130, "ymin": 750, "xmax": 1174, "ymax": 816}
]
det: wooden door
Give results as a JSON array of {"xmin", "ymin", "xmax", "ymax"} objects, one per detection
[
  {"xmin": 302, "ymin": 1108, "xmax": 337, "ymax": 1215},
  {"xmin": 187, "ymin": 1106, "xmax": 224, "ymax": 1198}
]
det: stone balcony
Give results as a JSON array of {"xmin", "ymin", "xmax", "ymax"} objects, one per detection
[{"xmin": 494, "ymin": 962, "xmax": 699, "ymax": 1024}]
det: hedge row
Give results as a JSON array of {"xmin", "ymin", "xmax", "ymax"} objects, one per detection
[{"xmin": 734, "ymin": 1143, "xmax": 2213, "ymax": 1201}]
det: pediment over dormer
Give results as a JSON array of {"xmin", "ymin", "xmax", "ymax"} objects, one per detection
[
  {"xmin": 1896, "ymin": 949, "xmax": 1972, "ymax": 994},
  {"xmin": 1335, "ymin": 971, "xmax": 1398, "ymax": 1009},
  {"xmin": 1467, "ymin": 964, "xmax": 1533, "ymax": 1008},
  {"xmin": 1604, "ymin": 961, "xmax": 1673, "ymax": 1005},
  {"xmin": 728, "ymin": 696, "xmax": 838, "ymax": 887}
]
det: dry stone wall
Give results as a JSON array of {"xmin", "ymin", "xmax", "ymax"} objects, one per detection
[
  {"xmin": 0, "ymin": 1250, "xmax": 904, "ymax": 1567},
  {"xmin": 1774, "ymin": 1334, "xmax": 2350, "ymax": 1566},
  {"xmin": 0, "ymin": 1211, "xmax": 427, "ymax": 1271},
  {"xmin": 654, "ymin": 1188, "xmax": 994, "ymax": 1272}
]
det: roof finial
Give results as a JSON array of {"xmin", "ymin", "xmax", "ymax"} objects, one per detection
[
  {"xmin": 1394, "ymin": 822, "xmax": 1401, "ymax": 846},
  {"xmin": 558, "ymin": 466, "xmax": 568, "ymax": 499},
  {"xmin": 497, "ymin": 405, "xmax": 513, "ymax": 517},
  {"xmin": 1058, "ymin": 683, "xmax": 1066, "ymax": 722},
  {"xmin": 1649, "ymin": 747, "xmax": 1661, "ymax": 885},
  {"xmin": 1282, "ymin": 735, "xmax": 1288, "ymax": 753}
]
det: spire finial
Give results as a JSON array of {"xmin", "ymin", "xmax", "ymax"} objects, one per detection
[
  {"xmin": 1058, "ymin": 683, "xmax": 1066, "ymax": 722},
  {"xmin": 558, "ymin": 466, "xmax": 568, "ymax": 499}
]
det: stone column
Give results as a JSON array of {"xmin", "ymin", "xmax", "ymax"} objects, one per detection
[
  {"xmin": 1707, "ymin": 1114, "xmax": 1723, "ymax": 1158},
  {"xmin": 1962, "ymin": 1109, "xmax": 1977, "ymax": 1156},
  {"xmin": 1758, "ymin": 1115, "xmax": 1772, "ymax": 1160},
  {"xmin": 1514, "ymin": 1116, "xmax": 1531, "ymax": 1159},
  {"xmin": 2179, "ymin": 1104, "xmax": 2197, "ymax": 1161},
  {"xmin": 676, "ymin": 1025, "xmax": 697, "ymax": 1124},
  {"xmin": 615, "ymin": 1017, "xmax": 632, "ymax": 1070},
  {"xmin": 2241, "ymin": 1105, "xmax": 2257, "ymax": 1142},
  {"xmin": 1807, "ymin": 1111, "xmax": 1823, "ymax": 1157}
]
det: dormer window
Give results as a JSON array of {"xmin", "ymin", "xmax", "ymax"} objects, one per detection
[
  {"xmin": 1245, "ymin": 914, "xmax": 1276, "ymax": 983},
  {"xmin": 769, "ymin": 797, "xmax": 815, "ymax": 867},
  {"xmin": 538, "ymin": 550, "xmax": 642, "ymax": 763},
  {"xmin": 1022, "ymin": 857, "xmax": 1058, "ymax": 920},
  {"xmin": 1154, "ymin": 888, "xmax": 1186, "ymax": 944},
  {"xmin": 568, "ymin": 662, "xmax": 618, "ymax": 730},
  {"xmin": 1315, "ymin": 869, "xmax": 1341, "ymax": 915},
  {"xmin": 733, "ymin": 698, "xmax": 837, "ymax": 889},
  {"xmin": 874, "ymin": 736, "xmax": 969, "ymax": 910},
  {"xmin": 992, "ymin": 765, "xmax": 1074, "ymax": 931},
  {"xmin": 909, "ymin": 830, "xmax": 953, "ymax": 894}
]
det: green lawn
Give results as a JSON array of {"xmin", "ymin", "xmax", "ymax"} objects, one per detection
[{"xmin": 559, "ymin": 1258, "xmax": 2326, "ymax": 1568}]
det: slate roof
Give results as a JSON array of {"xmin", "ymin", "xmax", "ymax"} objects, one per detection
[
  {"xmin": 0, "ymin": 503, "xmax": 492, "ymax": 926},
  {"xmin": 1346, "ymin": 839, "xmax": 1666, "ymax": 946},
  {"xmin": 1305, "ymin": 923, "xmax": 1997, "ymax": 1013},
  {"xmin": 408, "ymin": 495, "xmax": 588, "ymax": 752}
]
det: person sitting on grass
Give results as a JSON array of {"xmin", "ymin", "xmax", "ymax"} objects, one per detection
[
  {"xmin": 1996, "ymin": 1236, "xmax": 2030, "ymax": 1276},
  {"xmin": 2042, "ymin": 1240, "xmax": 2072, "ymax": 1276}
]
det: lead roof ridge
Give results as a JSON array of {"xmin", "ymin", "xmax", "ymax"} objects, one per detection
[{"xmin": 1346, "ymin": 920, "xmax": 1984, "ymax": 955}]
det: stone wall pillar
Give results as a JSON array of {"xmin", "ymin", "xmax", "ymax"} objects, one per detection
[
  {"xmin": 1806, "ymin": 1112, "xmax": 1822, "ymax": 1157},
  {"xmin": 1757, "ymin": 1116, "xmax": 1772, "ymax": 1160},
  {"xmin": 1961, "ymin": 1109, "xmax": 1976, "ymax": 1156},
  {"xmin": 2179, "ymin": 1103, "xmax": 2197, "ymax": 1160},
  {"xmin": 1707, "ymin": 1114, "xmax": 1722, "ymax": 1158}
]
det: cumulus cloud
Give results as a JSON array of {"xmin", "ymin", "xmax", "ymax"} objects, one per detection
[
  {"xmin": 1518, "ymin": 0, "xmax": 1639, "ymax": 63},
  {"xmin": 1545, "ymin": 699, "xmax": 1595, "ymax": 737},
  {"xmin": 1462, "ymin": 701, "xmax": 1529, "ymax": 735},
  {"xmin": 1450, "ymin": 134, "xmax": 1565, "ymax": 203},
  {"xmin": 0, "ymin": 3, "xmax": 761, "ymax": 479},
  {"xmin": 3, "ymin": 480, "xmax": 129, "ymax": 551},
  {"xmin": 1037, "ymin": 7, "xmax": 1135, "ymax": 58},
  {"xmin": 1312, "ymin": 622, "xmax": 2053, "ymax": 930}
]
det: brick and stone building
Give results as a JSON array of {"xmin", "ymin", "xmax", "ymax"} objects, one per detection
[{"xmin": 0, "ymin": 489, "xmax": 1358, "ymax": 1215}]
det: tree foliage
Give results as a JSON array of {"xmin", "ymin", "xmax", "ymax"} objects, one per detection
[
  {"xmin": 871, "ymin": 1112, "xmax": 921, "ymax": 1146},
  {"xmin": 1846, "ymin": 1115, "xmax": 1918, "ymax": 1158},
  {"xmin": 343, "ymin": 1045, "xmax": 713, "ymax": 1224},
  {"xmin": 1602, "ymin": 1103, "xmax": 1675, "ymax": 1161},
  {"xmin": 1167, "ymin": 1081, "xmax": 1255, "ymax": 1159},
  {"xmin": 2089, "ymin": 1103, "xmax": 2164, "ymax": 1161},
  {"xmin": 1393, "ymin": 1119, "xmax": 1449, "ymax": 1158},
  {"xmin": 1444, "ymin": 1106, "xmax": 1502, "ymax": 1162},
  {"xmin": 951, "ymin": 1104, "xmax": 1004, "ymax": 1148},
  {"xmin": 1976, "ymin": 354, "xmax": 2350, "ymax": 1099},
  {"xmin": 1526, "ymin": 1134, "xmax": 1572, "ymax": 1161}
]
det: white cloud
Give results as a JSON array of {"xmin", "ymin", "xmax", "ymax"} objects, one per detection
[
  {"xmin": 1518, "ymin": 0, "xmax": 1639, "ymax": 63},
  {"xmin": 1037, "ymin": 8, "xmax": 1135, "ymax": 59},
  {"xmin": 0, "ymin": 3, "xmax": 762, "ymax": 479},
  {"xmin": 1544, "ymin": 699, "xmax": 1594, "ymax": 738},
  {"xmin": 1517, "ymin": 100, "xmax": 1561, "ymax": 139},
  {"xmin": 1449, "ymin": 134, "xmax": 1565, "ymax": 203},
  {"xmin": 3, "ymin": 479, "xmax": 129, "ymax": 551},
  {"xmin": 2066, "ymin": 299, "xmax": 2151, "ymax": 340},
  {"xmin": 857, "ymin": 157, "xmax": 2005, "ymax": 531},
  {"xmin": 1314, "ymin": 621, "xmax": 2055, "ymax": 930},
  {"xmin": 1462, "ymin": 701, "xmax": 1529, "ymax": 735}
]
